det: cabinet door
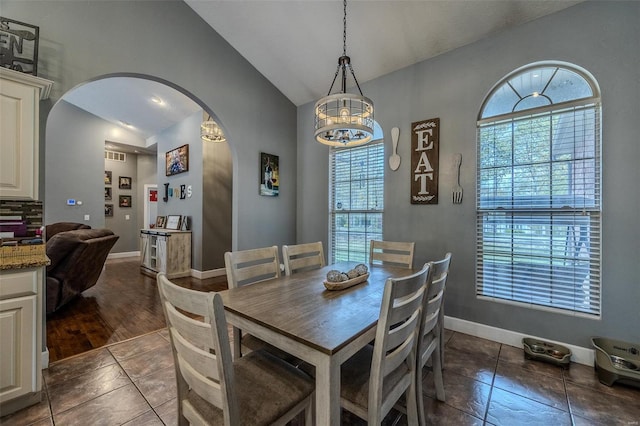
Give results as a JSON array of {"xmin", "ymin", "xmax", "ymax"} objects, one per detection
[
  {"xmin": 0, "ymin": 79, "xmax": 38, "ymax": 199},
  {"xmin": 156, "ymin": 236, "xmax": 167, "ymax": 273},
  {"xmin": 140, "ymin": 233, "xmax": 150, "ymax": 268},
  {"xmin": 0, "ymin": 295, "xmax": 37, "ymax": 403}
]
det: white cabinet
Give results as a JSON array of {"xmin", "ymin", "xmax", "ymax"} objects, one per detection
[
  {"xmin": 0, "ymin": 68, "xmax": 53, "ymax": 200},
  {"xmin": 0, "ymin": 268, "xmax": 43, "ymax": 414},
  {"xmin": 140, "ymin": 230, "xmax": 191, "ymax": 279}
]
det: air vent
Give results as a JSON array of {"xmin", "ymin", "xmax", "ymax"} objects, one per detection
[{"xmin": 105, "ymin": 150, "xmax": 126, "ymax": 162}]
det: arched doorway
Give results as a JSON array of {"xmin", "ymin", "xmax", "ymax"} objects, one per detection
[{"xmin": 44, "ymin": 74, "xmax": 233, "ymax": 361}]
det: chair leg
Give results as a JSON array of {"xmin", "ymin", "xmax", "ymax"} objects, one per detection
[
  {"xmin": 416, "ymin": 365, "xmax": 426, "ymax": 426},
  {"xmin": 407, "ymin": 373, "xmax": 420, "ymax": 426},
  {"xmin": 433, "ymin": 345, "xmax": 445, "ymax": 402},
  {"xmin": 232, "ymin": 327, "xmax": 242, "ymax": 359}
]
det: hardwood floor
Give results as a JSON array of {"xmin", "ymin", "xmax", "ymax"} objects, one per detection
[{"xmin": 45, "ymin": 257, "xmax": 228, "ymax": 363}]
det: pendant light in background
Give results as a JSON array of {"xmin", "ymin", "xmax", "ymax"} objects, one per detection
[
  {"xmin": 314, "ymin": 0, "xmax": 374, "ymax": 147},
  {"xmin": 201, "ymin": 111, "xmax": 226, "ymax": 142}
]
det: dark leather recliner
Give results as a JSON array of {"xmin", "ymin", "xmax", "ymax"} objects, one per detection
[{"xmin": 45, "ymin": 224, "xmax": 119, "ymax": 314}]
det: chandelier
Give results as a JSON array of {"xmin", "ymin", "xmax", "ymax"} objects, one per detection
[
  {"xmin": 201, "ymin": 112, "xmax": 226, "ymax": 142},
  {"xmin": 314, "ymin": 0, "xmax": 374, "ymax": 147}
]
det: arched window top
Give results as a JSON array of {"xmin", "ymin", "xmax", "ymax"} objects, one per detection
[{"xmin": 480, "ymin": 62, "xmax": 600, "ymax": 120}]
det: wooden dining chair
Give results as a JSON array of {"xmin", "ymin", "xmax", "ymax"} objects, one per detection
[
  {"xmin": 340, "ymin": 264, "xmax": 429, "ymax": 425},
  {"xmin": 431, "ymin": 252, "xmax": 452, "ymax": 366},
  {"xmin": 282, "ymin": 241, "xmax": 326, "ymax": 276},
  {"xmin": 224, "ymin": 246, "xmax": 297, "ymax": 362},
  {"xmin": 415, "ymin": 253, "xmax": 451, "ymax": 426},
  {"xmin": 369, "ymin": 240, "xmax": 416, "ymax": 268},
  {"xmin": 157, "ymin": 273, "xmax": 314, "ymax": 426}
]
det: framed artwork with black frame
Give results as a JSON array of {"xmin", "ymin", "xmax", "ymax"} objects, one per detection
[
  {"xmin": 259, "ymin": 152, "xmax": 279, "ymax": 196},
  {"xmin": 165, "ymin": 215, "xmax": 181, "ymax": 230},
  {"xmin": 104, "ymin": 170, "xmax": 112, "ymax": 185},
  {"xmin": 119, "ymin": 176, "xmax": 132, "ymax": 189},
  {"xmin": 105, "ymin": 204, "xmax": 113, "ymax": 217},
  {"xmin": 165, "ymin": 144, "xmax": 189, "ymax": 176},
  {"xmin": 119, "ymin": 195, "xmax": 132, "ymax": 208},
  {"xmin": 105, "ymin": 187, "xmax": 112, "ymax": 200},
  {"xmin": 155, "ymin": 216, "xmax": 166, "ymax": 228}
]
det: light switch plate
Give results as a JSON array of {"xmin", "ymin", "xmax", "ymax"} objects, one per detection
[{"xmin": 84, "ymin": 214, "xmax": 90, "ymax": 221}]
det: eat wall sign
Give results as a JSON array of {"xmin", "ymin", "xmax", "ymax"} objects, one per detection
[{"xmin": 411, "ymin": 118, "xmax": 439, "ymax": 204}]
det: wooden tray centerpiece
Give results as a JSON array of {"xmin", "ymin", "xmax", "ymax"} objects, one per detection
[{"xmin": 323, "ymin": 264, "xmax": 369, "ymax": 291}]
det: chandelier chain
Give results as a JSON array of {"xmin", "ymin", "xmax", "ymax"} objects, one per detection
[{"xmin": 343, "ymin": 0, "xmax": 347, "ymax": 56}]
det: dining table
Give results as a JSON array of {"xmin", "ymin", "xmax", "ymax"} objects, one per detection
[{"xmin": 218, "ymin": 261, "xmax": 419, "ymax": 426}]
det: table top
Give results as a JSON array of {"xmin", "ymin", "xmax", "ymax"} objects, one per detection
[{"xmin": 219, "ymin": 261, "xmax": 415, "ymax": 355}]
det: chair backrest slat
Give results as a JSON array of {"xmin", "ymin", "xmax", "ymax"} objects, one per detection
[
  {"xmin": 283, "ymin": 242, "xmax": 325, "ymax": 276},
  {"xmin": 165, "ymin": 303, "xmax": 215, "ymax": 353},
  {"xmin": 369, "ymin": 240, "xmax": 415, "ymax": 268},
  {"xmin": 224, "ymin": 246, "xmax": 280, "ymax": 288}
]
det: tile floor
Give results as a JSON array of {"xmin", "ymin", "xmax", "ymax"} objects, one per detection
[{"xmin": 2, "ymin": 330, "xmax": 639, "ymax": 425}]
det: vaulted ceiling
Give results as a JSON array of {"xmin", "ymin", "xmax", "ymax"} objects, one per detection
[{"xmin": 64, "ymin": 0, "xmax": 581, "ymax": 140}]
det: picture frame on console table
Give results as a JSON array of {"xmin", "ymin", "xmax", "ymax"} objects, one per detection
[{"xmin": 165, "ymin": 215, "xmax": 181, "ymax": 230}]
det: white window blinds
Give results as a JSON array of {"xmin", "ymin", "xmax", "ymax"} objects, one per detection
[
  {"xmin": 477, "ymin": 64, "xmax": 601, "ymax": 317},
  {"xmin": 330, "ymin": 141, "xmax": 384, "ymax": 264}
]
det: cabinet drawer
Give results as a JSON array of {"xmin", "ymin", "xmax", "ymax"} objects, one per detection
[{"xmin": 0, "ymin": 269, "xmax": 39, "ymax": 299}]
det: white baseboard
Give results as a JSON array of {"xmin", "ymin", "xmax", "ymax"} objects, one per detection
[
  {"xmin": 107, "ymin": 251, "xmax": 139, "ymax": 259},
  {"xmin": 444, "ymin": 316, "xmax": 594, "ymax": 366},
  {"xmin": 191, "ymin": 268, "xmax": 226, "ymax": 279},
  {"xmin": 42, "ymin": 348, "xmax": 49, "ymax": 369}
]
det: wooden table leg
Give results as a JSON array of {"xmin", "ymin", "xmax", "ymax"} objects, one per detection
[{"xmin": 315, "ymin": 355, "xmax": 341, "ymax": 426}]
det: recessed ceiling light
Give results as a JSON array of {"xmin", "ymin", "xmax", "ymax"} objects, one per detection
[
  {"xmin": 151, "ymin": 96, "xmax": 164, "ymax": 105},
  {"xmin": 120, "ymin": 121, "xmax": 135, "ymax": 129}
]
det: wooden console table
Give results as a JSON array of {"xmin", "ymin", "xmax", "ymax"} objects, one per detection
[{"xmin": 139, "ymin": 229, "xmax": 191, "ymax": 278}]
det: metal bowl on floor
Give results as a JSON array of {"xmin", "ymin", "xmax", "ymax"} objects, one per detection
[{"xmin": 522, "ymin": 337, "xmax": 571, "ymax": 368}]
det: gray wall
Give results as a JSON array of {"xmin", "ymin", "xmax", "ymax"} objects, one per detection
[
  {"xmin": 45, "ymin": 100, "xmax": 144, "ymax": 253},
  {"xmin": 5, "ymin": 0, "xmax": 298, "ymax": 255},
  {"xmin": 297, "ymin": 1, "xmax": 640, "ymax": 348},
  {"xmin": 103, "ymin": 149, "xmax": 140, "ymax": 252},
  {"xmin": 151, "ymin": 110, "xmax": 232, "ymax": 272}
]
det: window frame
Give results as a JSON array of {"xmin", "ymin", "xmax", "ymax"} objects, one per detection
[
  {"xmin": 329, "ymin": 140, "xmax": 385, "ymax": 264},
  {"xmin": 476, "ymin": 62, "xmax": 602, "ymax": 318}
]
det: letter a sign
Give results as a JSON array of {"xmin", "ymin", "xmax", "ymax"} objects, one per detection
[{"xmin": 411, "ymin": 118, "xmax": 439, "ymax": 204}]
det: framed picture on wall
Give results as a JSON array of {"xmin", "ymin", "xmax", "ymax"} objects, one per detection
[
  {"xmin": 119, "ymin": 176, "xmax": 132, "ymax": 189},
  {"xmin": 105, "ymin": 204, "xmax": 113, "ymax": 217},
  {"xmin": 105, "ymin": 187, "xmax": 112, "ymax": 200},
  {"xmin": 259, "ymin": 152, "xmax": 279, "ymax": 196},
  {"xmin": 165, "ymin": 215, "xmax": 181, "ymax": 230},
  {"xmin": 165, "ymin": 144, "xmax": 189, "ymax": 176},
  {"xmin": 119, "ymin": 195, "xmax": 132, "ymax": 208},
  {"xmin": 105, "ymin": 170, "xmax": 112, "ymax": 185}
]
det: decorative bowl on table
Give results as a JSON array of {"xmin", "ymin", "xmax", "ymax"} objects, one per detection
[{"xmin": 324, "ymin": 264, "xmax": 369, "ymax": 290}]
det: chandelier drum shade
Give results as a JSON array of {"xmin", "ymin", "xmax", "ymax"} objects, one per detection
[
  {"xmin": 314, "ymin": 0, "xmax": 374, "ymax": 147},
  {"xmin": 201, "ymin": 112, "xmax": 226, "ymax": 143}
]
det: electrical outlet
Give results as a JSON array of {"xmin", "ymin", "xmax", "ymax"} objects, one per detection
[
  {"xmin": 84, "ymin": 214, "xmax": 90, "ymax": 221},
  {"xmin": 125, "ymin": 215, "xmax": 130, "ymax": 220}
]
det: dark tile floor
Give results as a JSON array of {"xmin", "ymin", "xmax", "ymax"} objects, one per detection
[{"xmin": 2, "ymin": 330, "xmax": 639, "ymax": 425}]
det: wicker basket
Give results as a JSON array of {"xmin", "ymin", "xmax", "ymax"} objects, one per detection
[{"xmin": 0, "ymin": 244, "xmax": 46, "ymax": 268}]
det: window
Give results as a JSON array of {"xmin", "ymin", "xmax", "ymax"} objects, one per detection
[
  {"xmin": 330, "ymin": 137, "xmax": 384, "ymax": 264},
  {"xmin": 477, "ymin": 63, "xmax": 601, "ymax": 317}
]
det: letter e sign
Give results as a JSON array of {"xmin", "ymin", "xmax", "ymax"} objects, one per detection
[{"xmin": 411, "ymin": 118, "xmax": 439, "ymax": 204}]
